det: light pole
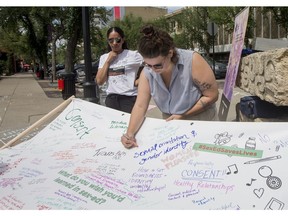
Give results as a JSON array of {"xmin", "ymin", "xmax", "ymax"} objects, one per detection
[
  {"xmin": 82, "ymin": 7, "xmax": 99, "ymax": 104},
  {"xmin": 207, "ymin": 22, "xmax": 218, "ymax": 74}
]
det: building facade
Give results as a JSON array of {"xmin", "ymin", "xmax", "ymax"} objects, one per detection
[
  {"xmin": 110, "ymin": 6, "xmax": 288, "ymax": 62},
  {"xmin": 165, "ymin": 7, "xmax": 288, "ymax": 61},
  {"xmin": 113, "ymin": 6, "xmax": 167, "ymax": 22}
]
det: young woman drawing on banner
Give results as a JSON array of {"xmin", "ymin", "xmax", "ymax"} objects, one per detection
[
  {"xmin": 121, "ymin": 25, "xmax": 219, "ymax": 148},
  {"xmin": 96, "ymin": 27, "xmax": 143, "ymax": 113}
]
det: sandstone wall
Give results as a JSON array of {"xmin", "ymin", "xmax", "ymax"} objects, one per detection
[{"xmin": 237, "ymin": 48, "xmax": 288, "ymax": 106}]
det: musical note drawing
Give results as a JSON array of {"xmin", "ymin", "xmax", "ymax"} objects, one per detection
[
  {"xmin": 226, "ymin": 164, "xmax": 238, "ymax": 175},
  {"xmin": 246, "ymin": 178, "xmax": 257, "ymax": 186}
]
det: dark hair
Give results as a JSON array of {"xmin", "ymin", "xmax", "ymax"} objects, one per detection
[
  {"xmin": 138, "ymin": 25, "xmax": 178, "ymax": 64},
  {"xmin": 106, "ymin": 26, "xmax": 128, "ymax": 51}
]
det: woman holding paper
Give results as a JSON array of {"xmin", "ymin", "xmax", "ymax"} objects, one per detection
[{"xmin": 121, "ymin": 25, "xmax": 219, "ymax": 148}]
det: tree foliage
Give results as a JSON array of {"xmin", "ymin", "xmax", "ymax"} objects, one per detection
[
  {"xmin": 208, "ymin": 7, "xmax": 242, "ymax": 33},
  {"xmin": 110, "ymin": 14, "xmax": 145, "ymax": 50},
  {"xmin": 1, "ymin": 6, "xmax": 287, "ymax": 76},
  {"xmin": 0, "ymin": 7, "xmax": 111, "ymax": 76},
  {"xmin": 0, "ymin": 7, "xmax": 61, "ymax": 72},
  {"xmin": 264, "ymin": 7, "xmax": 288, "ymax": 33},
  {"xmin": 89, "ymin": 7, "xmax": 112, "ymax": 60}
]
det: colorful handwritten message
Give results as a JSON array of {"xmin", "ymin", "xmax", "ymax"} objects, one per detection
[{"xmin": 0, "ymin": 98, "xmax": 288, "ymax": 210}]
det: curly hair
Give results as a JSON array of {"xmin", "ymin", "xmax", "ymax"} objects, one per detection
[{"xmin": 138, "ymin": 25, "xmax": 178, "ymax": 64}]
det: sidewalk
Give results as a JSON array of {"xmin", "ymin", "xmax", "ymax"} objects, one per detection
[
  {"xmin": 0, "ymin": 71, "xmax": 245, "ymax": 147},
  {"xmin": 0, "ymin": 72, "xmax": 64, "ymax": 146}
]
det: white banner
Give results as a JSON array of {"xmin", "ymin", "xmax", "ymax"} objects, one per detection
[{"xmin": 0, "ymin": 98, "xmax": 287, "ymax": 210}]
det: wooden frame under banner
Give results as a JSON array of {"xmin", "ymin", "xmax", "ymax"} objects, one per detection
[{"xmin": 0, "ymin": 95, "xmax": 75, "ymax": 150}]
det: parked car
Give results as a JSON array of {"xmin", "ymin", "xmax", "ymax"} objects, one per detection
[
  {"xmin": 201, "ymin": 55, "xmax": 227, "ymax": 79},
  {"xmin": 47, "ymin": 64, "xmax": 65, "ymax": 78},
  {"xmin": 47, "ymin": 64, "xmax": 65, "ymax": 74},
  {"xmin": 74, "ymin": 61, "xmax": 99, "ymax": 84},
  {"xmin": 56, "ymin": 61, "xmax": 99, "ymax": 84}
]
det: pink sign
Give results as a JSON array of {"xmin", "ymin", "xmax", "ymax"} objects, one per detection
[{"xmin": 223, "ymin": 7, "xmax": 250, "ymax": 101}]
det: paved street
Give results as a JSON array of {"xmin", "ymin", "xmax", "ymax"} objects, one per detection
[{"xmin": 0, "ymin": 71, "xmax": 249, "ymax": 147}]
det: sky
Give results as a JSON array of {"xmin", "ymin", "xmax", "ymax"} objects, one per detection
[{"xmin": 167, "ymin": 7, "xmax": 184, "ymax": 13}]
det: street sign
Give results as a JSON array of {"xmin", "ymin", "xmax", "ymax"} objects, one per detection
[{"xmin": 207, "ymin": 22, "xmax": 218, "ymax": 36}]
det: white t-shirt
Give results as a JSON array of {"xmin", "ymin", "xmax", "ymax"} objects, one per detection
[{"xmin": 98, "ymin": 49, "xmax": 143, "ymax": 96}]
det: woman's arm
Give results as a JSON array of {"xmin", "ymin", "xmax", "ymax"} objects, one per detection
[
  {"xmin": 121, "ymin": 72, "xmax": 151, "ymax": 148},
  {"xmin": 96, "ymin": 51, "xmax": 117, "ymax": 85},
  {"xmin": 184, "ymin": 52, "xmax": 219, "ymax": 116}
]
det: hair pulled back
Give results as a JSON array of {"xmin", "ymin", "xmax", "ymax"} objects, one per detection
[
  {"xmin": 106, "ymin": 26, "xmax": 128, "ymax": 51},
  {"xmin": 138, "ymin": 25, "xmax": 178, "ymax": 64}
]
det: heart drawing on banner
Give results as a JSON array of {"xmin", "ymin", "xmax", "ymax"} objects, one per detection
[{"xmin": 253, "ymin": 188, "xmax": 264, "ymax": 198}]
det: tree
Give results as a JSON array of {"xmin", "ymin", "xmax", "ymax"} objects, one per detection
[
  {"xmin": 90, "ymin": 7, "xmax": 112, "ymax": 61},
  {"xmin": 173, "ymin": 7, "xmax": 211, "ymax": 52},
  {"xmin": 0, "ymin": 8, "xmax": 35, "ymax": 74},
  {"xmin": 61, "ymin": 6, "xmax": 112, "ymax": 69},
  {"xmin": 208, "ymin": 7, "xmax": 242, "ymax": 33},
  {"xmin": 208, "ymin": 7, "xmax": 255, "ymax": 48},
  {"xmin": 110, "ymin": 14, "xmax": 145, "ymax": 50},
  {"xmin": 0, "ymin": 7, "xmax": 60, "ymax": 74},
  {"xmin": 264, "ymin": 7, "xmax": 288, "ymax": 34},
  {"xmin": 62, "ymin": 7, "xmax": 82, "ymax": 74},
  {"xmin": 150, "ymin": 15, "xmax": 171, "ymax": 32},
  {"xmin": 0, "ymin": 7, "xmax": 111, "ymax": 78}
]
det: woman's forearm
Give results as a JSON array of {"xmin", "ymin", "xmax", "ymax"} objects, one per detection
[
  {"xmin": 183, "ymin": 91, "xmax": 218, "ymax": 118},
  {"xmin": 126, "ymin": 104, "xmax": 147, "ymax": 137},
  {"xmin": 96, "ymin": 61, "xmax": 110, "ymax": 85}
]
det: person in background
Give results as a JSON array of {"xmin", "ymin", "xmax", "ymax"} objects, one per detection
[
  {"xmin": 96, "ymin": 27, "xmax": 143, "ymax": 113},
  {"xmin": 121, "ymin": 25, "xmax": 219, "ymax": 149}
]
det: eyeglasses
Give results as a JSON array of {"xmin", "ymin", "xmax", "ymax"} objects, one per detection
[
  {"xmin": 142, "ymin": 57, "xmax": 167, "ymax": 70},
  {"xmin": 108, "ymin": 37, "xmax": 122, "ymax": 44}
]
